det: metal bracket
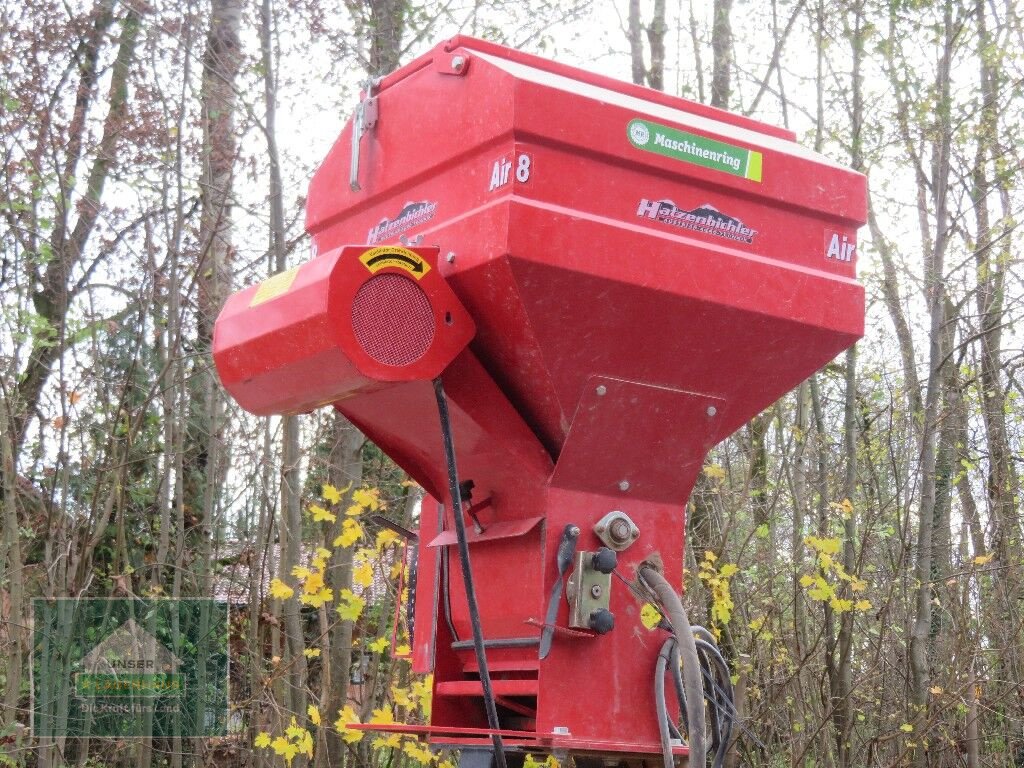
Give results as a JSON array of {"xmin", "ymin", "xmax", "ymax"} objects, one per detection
[
  {"xmin": 565, "ymin": 551, "xmax": 612, "ymax": 629},
  {"xmin": 594, "ymin": 510, "xmax": 640, "ymax": 551},
  {"xmin": 350, "ymin": 79, "xmax": 380, "ymax": 192}
]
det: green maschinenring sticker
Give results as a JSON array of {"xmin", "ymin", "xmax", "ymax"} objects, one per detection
[
  {"xmin": 33, "ymin": 599, "xmax": 229, "ymax": 738},
  {"xmin": 627, "ymin": 118, "xmax": 763, "ymax": 182}
]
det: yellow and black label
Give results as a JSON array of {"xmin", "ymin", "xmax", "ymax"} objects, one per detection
[
  {"xmin": 250, "ymin": 266, "xmax": 300, "ymax": 307},
  {"xmin": 358, "ymin": 246, "xmax": 431, "ymax": 280}
]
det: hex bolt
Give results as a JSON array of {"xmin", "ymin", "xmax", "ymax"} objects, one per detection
[
  {"xmin": 706, "ymin": 405, "xmax": 718, "ymax": 417},
  {"xmin": 446, "ymin": 252, "xmax": 456, "ymax": 263},
  {"xmin": 596, "ymin": 385, "xmax": 607, "ymax": 396},
  {"xmin": 451, "ymin": 55, "xmax": 466, "ymax": 71},
  {"xmin": 590, "ymin": 584, "xmax": 602, "ymax": 598},
  {"xmin": 609, "ymin": 518, "xmax": 631, "ymax": 544},
  {"xmin": 630, "ymin": 529, "xmax": 639, "ymax": 538},
  {"xmin": 618, "ymin": 480, "xmax": 630, "ymax": 492},
  {"xmin": 569, "ymin": 525, "xmax": 580, "ymax": 537}
]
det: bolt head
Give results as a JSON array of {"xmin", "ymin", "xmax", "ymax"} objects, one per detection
[
  {"xmin": 590, "ymin": 584, "xmax": 602, "ymax": 598},
  {"xmin": 706, "ymin": 405, "xmax": 718, "ymax": 417},
  {"xmin": 446, "ymin": 252, "xmax": 456, "ymax": 263},
  {"xmin": 596, "ymin": 385, "xmax": 607, "ymax": 396},
  {"xmin": 609, "ymin": 518, "xmax": 631, "ymax": 543},
  {"xmin": 618, "ymin": 480, "xmax": 630, "ymax": 492},
  {"xmin": 451, "ymin": 55, "xmax": 466, "ymax": 71}
]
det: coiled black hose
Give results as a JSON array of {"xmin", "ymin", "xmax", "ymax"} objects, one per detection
[
  {"xmin": 641, "ymin": 567, "xmax": 736, "ymax": 768},
  {"xmin": 641, "ymin": 565, "xmax": 707, "ymax": 768}
]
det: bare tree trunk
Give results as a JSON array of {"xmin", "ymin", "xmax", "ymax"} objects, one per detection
[
  {"xmin": 627, "ymin": 0, "xmax": 645, "ymax": 85},
  {"xmin": 193, "ymin": 0, "xmax": 242, "ymax": 762},
  {"xmin": 908, "ymin": 4, "xmax": 954, "ymax": 763},
  {"xmin": 646, "ymin": 0, "xmax": 667, "ymax": 90},
  {"xmin": 321, "ymin": 416, "xmax": 365, "ymax": 768},
  {"xmin": 625, "ymin": 0, "xmax": 666, "ymax": 88},
  {"xmin": 0, "ymin": 402, "xmax": 26, "ymax": 729},
  {"xmin": 710, "ymin": 0, "xmax": 733, "ymax": 108},
  {"xmin": 368, "ymin": 0, "xmax": 406, "ymax": 76}
]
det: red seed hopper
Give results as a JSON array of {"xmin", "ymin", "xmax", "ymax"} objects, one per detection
[{"xmin": 214, "ymin": 35, "xmax": 865, "ymax": 766}]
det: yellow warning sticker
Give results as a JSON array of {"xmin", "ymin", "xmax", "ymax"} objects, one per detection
[
  {"xmin": 358, "ymin": 246, "xmax": 431, "ymax": 280},
  {"xmin": 250, "ymin": 266, "xmax": 300, "ymax": 307}
]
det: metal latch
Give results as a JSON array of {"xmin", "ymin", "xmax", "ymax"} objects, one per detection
[
  {"xmin": 350, "ymin": 78, "xmax": 379, "ymax": 192},
  {"xmin": 565, "ymin": 548, "xmax": 617, "ymax": 633}
]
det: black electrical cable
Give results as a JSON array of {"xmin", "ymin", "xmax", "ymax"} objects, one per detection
[
  {"xmin": 695, "ymin": 638, "xmax": 734, "ymax": 768},
  {"xmin": 433, "ymin": 377, "xmax": 507, "ymax": 768},
  {"xmin": 641, "ymin": 565, "xmax": 706, "ymax": 768},
  {"xmin": 648, "ymin": 614, "xmax": 738, "ymax": 768}
]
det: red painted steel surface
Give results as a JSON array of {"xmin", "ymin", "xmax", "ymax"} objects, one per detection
[{"xmin": 213, "ymin": 34, "xmax": 867, "ymax": 760}]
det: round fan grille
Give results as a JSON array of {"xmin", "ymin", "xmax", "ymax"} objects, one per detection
[{"xmin": 351, "ymin": 273, "xmax": 435, "ymax": 366}]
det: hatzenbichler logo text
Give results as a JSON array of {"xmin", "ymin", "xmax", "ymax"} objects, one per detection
[{"xmin": 636, "ymin": 198, "xmax": 758, "ymax": 245}]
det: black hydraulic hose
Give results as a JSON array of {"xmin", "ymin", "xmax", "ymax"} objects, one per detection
[
  {"xmin": 695, "ymin": 639, "xmax": 734, "ymax": 768},
  {"xmin": 433, "ymin": 378, "xmax": 507, "ymax": 768},
  {"xmin": 655, "ymin": 637, "xmax": 678, "ymax": 768},
  {"xmin": 641, "ymin": 565, "xmax": 707, "ymax": 768}
]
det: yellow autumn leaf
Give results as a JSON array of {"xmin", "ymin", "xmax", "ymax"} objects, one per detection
[
  {"xmin": 335, "ymin": 705, "xmax": 364, "ymax": 744},
  {"xmin": 900, "ymin": 723, "xmax": 914, "ymax": 733},
  {"xmin": 403, "ymin": 741, "xmax": 434, "ymax": 765},
  {"xmin": 254, "ymin": 732, "xmax": 272, "ymax": 749},
  {"xmin": 353, "ymin": 560, "xmax": 373, "ymax": 588},
  {"xmin": 799, "ymin": 574, "xmax": 815, "ymax": 587},
  {"xmin": 334, "ymin": 518, "xmax": 364, "ymax": 548},
  {"xmin": 855, "ymin": 599, "xmax": 872, "ymax": 611},
  {"xmin": 309, "ymin": 504, "xmax": 337, "ymax": 523},
  {"xmin": 270, "ymin": 578, "xmax": 294, "ymax": 600},
  {"xmin": 410, "ymin": 674, "xmax": 433, "ymax": 701},
  {"xmin": 703, "ymin": 464, "xmax": 727, "ymax": 480},
  {"xmin": 804, "ymin": 535, "xmax": 842, "ymax": 555},
  {"xmin": 369, "ymin": 707, "xmax": 395, "ymax": 725},
  {"xmin": 271, "ymin": 736, "xmax": 298, "ymax": 765},
  {"xmin": 929, "ymin": 686, "xmax": 943, "ymax": 695},
  {"xmin": 298, "ymin": 729, "xmax": 314, "ymax": 758},
  {"xmin": 830, "ymin": 597, "xmax": 854, "ymax": 613},
  {"xmin": 352, "ymin": 487, "xmax": 382, "ymax": 511},
  {"xmin": 303, "ymin": 648, "xmax": 321, "ymax": 658},
  {"xmin": 372, "ymin": 734, "xmax": 402, "ymax": 749},
  {"xmin": 392, "ymin": 684, "xmax": 414, "ymax": 708},
  {"xmin": 719, "ymin": 563, "xmax": 739, "ymax": 578},
  {"xmin": 308, "ymin": 705, "xmax": 322, "ymax": 726},
  {"xmin": 376, "ymin": 528, "xmax": 400, "ymax": 550},
  {"xmin": 322, "ymin": 483, "xmax": 344, "ymax": 505},
  {"xmin": 336, "ymin": 589, "xmax": 366, "ymax": 622},
  {"xmin": 300, "ymin": 586, "xmax": 334, "ymax": 608},
  {"xmin": 292, "ymin": 566, "xmax": 312, "ymax": 580},
  {"xmin": 368, "ymin": 636, "xmax": 389, "ymax": 653},
  {"xmin": 704, "ymin": 550, "xmax": 718, "ymax": 562},
  {"xmin": 303, "ymin": 570, "xmax": 325, "ymax": 594},
  {"xmin": 396, "ymin": 643, "xmax": 411, "ymax": 656},
  {"xmin": 830, "ymin": 498, "xmax": 854, "ymax": 519},
  {"xmin": 973, "ymin": 553, "xmax": 994, "ymax": 565},
  {"xmin": 640, "ymin": 603, "xmax": 662, "ymax": 630}
]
